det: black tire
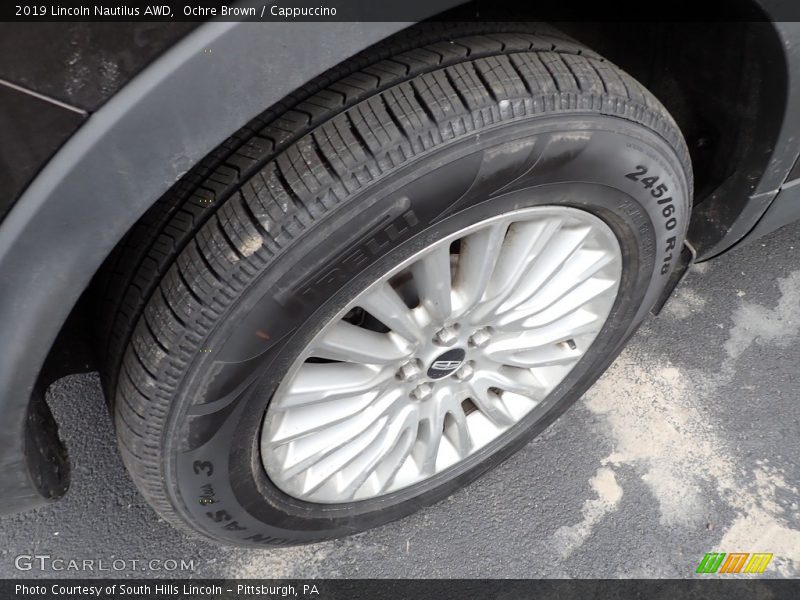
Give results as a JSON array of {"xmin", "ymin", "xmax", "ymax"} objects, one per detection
[{"xmin": 97, "ymin": 24, "xmax": 692, "ymax": 547}]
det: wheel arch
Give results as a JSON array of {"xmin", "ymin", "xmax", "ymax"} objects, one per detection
[
  {"xmin": 0, "ymin": 18, "xmax": 442, "ymax": 515},
  {"xmin": 554, "ymin": 19, "xmax": 795, "ymax": 260}
]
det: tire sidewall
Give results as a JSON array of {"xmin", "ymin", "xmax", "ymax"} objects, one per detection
[{"xmin": 164, "ymin": 115, "xmax": 690, "ymax": 545}]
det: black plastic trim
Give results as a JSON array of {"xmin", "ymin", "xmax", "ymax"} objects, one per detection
[{"xmin": 688, "ymin": 21, "xmax": 800, "ymax": 260}]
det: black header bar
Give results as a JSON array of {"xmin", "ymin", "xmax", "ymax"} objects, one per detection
[{"xmin": 3, "ymin": 0, "xmax": 799, "ymax": 22}]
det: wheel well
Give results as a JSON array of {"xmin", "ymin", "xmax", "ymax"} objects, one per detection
[
  {"xmin": 555, "ymin": 20, "xmax": 788, "ymax": 254},
  {"xmin": 429, "ymin": 3, "xmax": 789, "ymax": 259}
]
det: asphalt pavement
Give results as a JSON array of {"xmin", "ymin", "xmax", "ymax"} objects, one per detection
[{"xmin": 2, "ymin": 221, "xmax": 799, "ymax": 579}]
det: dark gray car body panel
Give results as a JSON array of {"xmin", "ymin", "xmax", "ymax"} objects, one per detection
[{"xmin": 0, "ymin": 23, "xmax": 195, "ymax": 215}]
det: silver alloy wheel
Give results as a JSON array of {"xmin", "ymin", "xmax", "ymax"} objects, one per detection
[{"xmin": 261, "ymin": 206, "xmax": 622, "ymax": 503}]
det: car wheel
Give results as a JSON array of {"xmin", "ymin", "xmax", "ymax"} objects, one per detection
[{"xmin": 98, "ymin": 25, "xmax": 692, "ymax": 546}]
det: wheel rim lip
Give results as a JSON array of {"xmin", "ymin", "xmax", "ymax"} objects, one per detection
[{"xmin": 260, "ymin": 205, "xmax": 623, "ymax": 504}]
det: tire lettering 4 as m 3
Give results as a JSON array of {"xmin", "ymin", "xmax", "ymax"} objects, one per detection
[
  {"xmin": 192, "ymin": 461, "xmax": 248, "ymax": 532},
  {"xmin": 625, "ymin": 164, "xmax": 679, "ymax": 275}
]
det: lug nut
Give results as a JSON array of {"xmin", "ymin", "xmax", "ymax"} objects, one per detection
[
  {"xmin": 454, "ymin": 361, "xmax": 475, "ymax": 382},
  {"xmin": 396, "ymin": 359, "xmax": 422, "ymax": 382},
  {"xmin": 468, "ymin": 327, "xmax": 492, "ymax": 348},
  {"xmin": 433, "ymin": 325, "xmax": 459, "ymax": 346},
  {"xmin": 410, "ymin": 383, "xmax": 433, "ymax": 401}
]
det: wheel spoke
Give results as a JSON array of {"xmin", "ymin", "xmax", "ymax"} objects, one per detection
[
  {"xmin": 276, "ymin": 363, "xmax": 391, "ymax": 408},
  {"xmin": 370, "ymin": 427, "xmax": 417, "ymax": 494},
  {"xmin": 358, "ymin": 282, "xmax": 422, "ymax": 342},
  {"xmin": 512, "ymin": 277, "xmax": 617, "ymax": 329},
  {"xmin": 468, "ymin": 219, "xmax": 562, "ymax": 323},
  {"xmin": 496, "ymin": 225, "xmax": 592, "ymax": 315},
  {"xmin": 412, "ymin": 414, "xmax": 444, "ymax": 475},
  {"xmin": 443, "ymin": 409, "xmax": 472, "ymax": 458},
  {"xmin": 467, "ymin": 387, "xmax": 517, "ymax": 427},
  {"xmin": 487, "ymin": 344, "xmax": 582, "ymax": 368},
  {"xmin": 270, "ymin": 388, "xmax": 383, "ymax": 444},
  {"xmin": 334, "ymin": 404, "xmax": 419, "ymax": 501},
  {"xmin": 486, "ymin": 309, "xmax": 601, "ymax": 349},
  {"xmin": 279, "ymin": 390, "xmax": 401, "ymax": 479},
  {"xmin": 453, "ymin": 223, "xmax": 508, "ymax": 315},
  {"xmin": 473, "ymin": 366, "xmax": 544, "ymax": 399},
  {"xmin": 290, "ymin": 417, "xmax": 387, "ymax": 494},
  {"xmin": 502, "ymin": 248, "xmax": 614, "ymax": 319},
  {"xmin": 311, "ymin": 321, "xmax": 412, "ymax": 364},
  {"xmin": 411, "ymin": 245, "xmax": 453, "ymax": 322}
]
